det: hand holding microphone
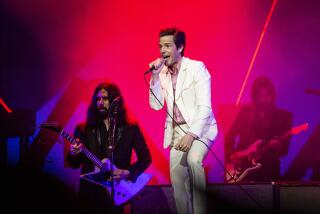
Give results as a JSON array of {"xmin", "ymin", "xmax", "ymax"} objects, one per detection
[{"xmin": 145, "ymin": 58, "xmax": 165, "ymax": 74}]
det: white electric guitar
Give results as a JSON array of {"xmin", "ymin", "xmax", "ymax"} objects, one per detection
[{"xmin": 40, "ymin": 122, "xmax": 152, "ymax": 205}]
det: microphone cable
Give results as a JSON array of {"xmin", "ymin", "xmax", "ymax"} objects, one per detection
[{"xmin": 144, "ymin": 72, "xmax": 271, "ymax": 213}]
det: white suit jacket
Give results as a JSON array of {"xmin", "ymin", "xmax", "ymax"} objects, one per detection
[{"xmin": 149, "ymin": 57, "xmax": 218, "ymax": 148}]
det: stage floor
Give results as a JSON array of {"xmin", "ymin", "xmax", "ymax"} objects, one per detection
[{"xmin": 131, "ymin": 182, "xmax": 320, "ymax": 214}]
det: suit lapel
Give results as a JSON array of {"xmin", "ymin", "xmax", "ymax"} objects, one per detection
[{"xmin": 175, "ymin": 57, "xmax": 188, "ymax": 100}]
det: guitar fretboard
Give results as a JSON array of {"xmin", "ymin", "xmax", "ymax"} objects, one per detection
[{"xmin": 60, "ymin": 130, "xmax": 104, "ymax": 169}]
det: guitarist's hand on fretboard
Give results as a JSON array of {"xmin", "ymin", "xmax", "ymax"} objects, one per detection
[
  {"xmin": 225, "ymin": 123, "xmax": 309, "ymax": 183},
  {"xmin": 39, "ymin": 121, "xmax": 152, "ymax": 205}
]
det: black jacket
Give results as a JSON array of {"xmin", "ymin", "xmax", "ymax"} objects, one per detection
[{"xmin": 66, "ymin": 122, "xmax": 151, "ymax": 182}]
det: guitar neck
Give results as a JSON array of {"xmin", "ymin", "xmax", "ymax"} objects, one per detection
[
  {"xmin": 254, "ymin": 128, "xmax": 294, "ymax": 159},
  {"xmin": 278, "ymin": 130, "xmax": 293, "ymax": 142},
  {"xmin": 60, "ymin": 130, "xmax": 104, "ymax": 169}
]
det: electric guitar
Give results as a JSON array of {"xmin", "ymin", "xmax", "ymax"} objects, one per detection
[
  {"xmin": 39, "ymin": 122, "xmax": 152, "ymax": 205},
  {"xmin": 226, "ymin": 123, "xmax": 309, "ymax": 183}
]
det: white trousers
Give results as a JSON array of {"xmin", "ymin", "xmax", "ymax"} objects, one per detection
[{"xmin": 170, "ymin": 124, "xmax": 212, "ymax": 214}]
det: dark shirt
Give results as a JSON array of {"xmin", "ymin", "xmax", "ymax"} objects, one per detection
[
  {"xmin": 66, "ymin": 122, "xmax": 152, "ymax": 182},
  {"xmin": 66, "ymin": 121, "xmax": 152, "ymax": 213}
]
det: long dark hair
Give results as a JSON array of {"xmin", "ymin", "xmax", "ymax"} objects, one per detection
[{"xmin": 86, "ymin": 81, "xmax": 127, "ymax": 127}]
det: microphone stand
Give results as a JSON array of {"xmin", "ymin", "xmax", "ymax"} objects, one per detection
[{"xmin": 109, "ymin": 105, "xmax": 118, "ymax": 214}]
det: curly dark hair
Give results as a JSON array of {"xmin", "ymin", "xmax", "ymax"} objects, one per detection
[{"xmin": 86, "ymin": 81, "xmax": 127, "ymax": 127}]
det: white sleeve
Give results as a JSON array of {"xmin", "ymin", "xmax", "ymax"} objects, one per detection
[{"xmin": 149, "ymin": 74, "xmax": 164, "ymax": 110}]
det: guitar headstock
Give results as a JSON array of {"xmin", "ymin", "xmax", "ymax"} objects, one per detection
[
  {"xmin": 39, "ymin": 122, "xmax": 63, "ymax": 133},
  {"xmin": 292, "ymin": 123, "xmax": 309, "ymax": 135}
]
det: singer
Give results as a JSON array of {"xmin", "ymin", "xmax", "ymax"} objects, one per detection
[
  {"xmin": 66, "ymin": 81, "xmax": 151, "ymax": 214},
  {"xmin": 147, "ymin": 28, "xmax": 218, "ymax": 214}
]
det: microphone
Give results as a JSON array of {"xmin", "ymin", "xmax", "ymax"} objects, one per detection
[
  {"xmin": 144, "ymin": 59, "xmax": 166, "ymax": 74},
  {"xmin": 109, "ymin": 96, "xmax": 121, "ymax": 117},
  {"xmin": 144, "ymin": 65, "xmax": 157, "ymax": 75}
]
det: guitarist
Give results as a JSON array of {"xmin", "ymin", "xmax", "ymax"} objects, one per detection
[
  {"xmin": 66, "ymin": 81, "xmax": 152, "ymax": 214},
  {"xmin": 225, "ymin": 76, "xmax": 293, "ymax": 182}
]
